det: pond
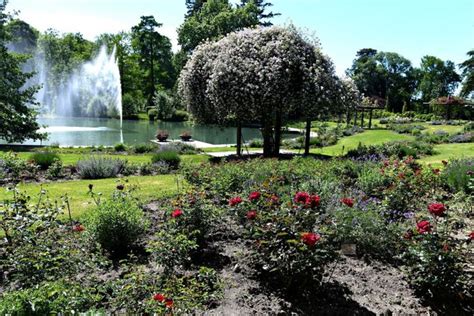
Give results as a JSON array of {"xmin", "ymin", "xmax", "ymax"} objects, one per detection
[{"xmin": 9, "ymin": 117, "xmax": 268, "ymax": 147}]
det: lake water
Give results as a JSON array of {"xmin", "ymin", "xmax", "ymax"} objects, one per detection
[{"xmin": 12, "ymin": 117, "xmax": 266, "ymax": 147}]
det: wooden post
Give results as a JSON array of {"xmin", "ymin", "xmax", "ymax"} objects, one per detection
[
  {"xmin": 273, "ymin": 110, "xmax": 282, "ymax": 157},
  {"xmin": 304, "ymin": 118, "xmax": 311, "ymax": 156},
  {"xmin": 353, "ymin": 110, "xmax": 358, "ymax": 126},
  {"xmin": 369, "ymin": 109, "xmax": 373, "ymax": 129},
  {"xmin": 236, "ymin": 123, "xmax": 242, "ymax": 157},
  {"xmin": 361, "ymin": 111, "xmax": 364, "ymax": 128}
]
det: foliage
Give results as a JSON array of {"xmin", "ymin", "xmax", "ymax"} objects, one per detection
[
  {"xmin": 133, "ymin": 143, "xmax": 156, "ymax": 154},
  {"xmin": 347, "ymin": 141, "xmax": 434, "ymax": 160},
  {"xmin": 459, "ymin": 49, "xmax": 474, "ymax": 98},
  {"xmin": 148, "ymin": 108, "xmax": 158, "ymax": 120},
  {"xmin": 154, "ymin": 90, "xmax": 176, "ymax": 120},
  {"xmin": 0, "ymin": 280, "xmax": 102, "ymax": 315},
  {"xmin": 0, "ymin": 151, "xmax": 36, "ymax": 179},
  {"xmin": 121, "ymin": 93, "xmax": 139, "ymax": 118},
  {"xmin": 442, "ymin": 158, "xmax": 473, "ymax": 194},
  {"xmin": 85, "ymin": 187, "xmax": 148, "ymax": 258},
  {"xmin": 114, "ymin": 143, "xmax": 127, "ymax": 152},
  {"xmin": 45, "ymin": 158, "xmax": 63, "ymax": 179},
  {"xmin": 151, "ymin": 150, "xmax": 181, "ymax": 169},
  {"xmin": 240, "ymin": 0, "xmax": 280, "ymax": 26},
  {"xmin": 418, "ymin": 55, "xmax": 461, "ymax": 102},
  {"xmin": 0, "ymin": 2, "xmax": 45, "ymax": 143},
  {"xmin": 77, "ymin": 156, "xmax": 126, "ymax": 179},
  {"xmin": 169, "ymin": 109, "xmax": 190, "ymax": 122}
]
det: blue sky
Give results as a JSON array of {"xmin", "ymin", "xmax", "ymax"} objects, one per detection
[{"xmin": 6, "ymin": 0, "xmax": 474, "ymax": 75}]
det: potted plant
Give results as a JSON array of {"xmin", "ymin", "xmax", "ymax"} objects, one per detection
[
  {"xmin": 180, "ymin": 131, "xmax": 192, "ymax": 141},
  {"xmin": 156, "ymin": 130, "xmax": 169, "ymax": 142}
]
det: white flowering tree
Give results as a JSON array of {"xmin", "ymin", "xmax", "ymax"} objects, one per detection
[{"xmin": 179, "ymin": 26, "xmax": 344, "ymax": 157}]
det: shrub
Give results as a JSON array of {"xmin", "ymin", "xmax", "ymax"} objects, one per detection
[
  {"xmin": 442, "ymin": 158, "xmax": 473, "ymax": 193},
  {"xmin": 169, "ymin": 110, "xmax": 189, "ymax": 122},
  {"xmin": 29, "ymin": 151, "xmax": 61, "ymax": 170},
  {"xmin": 133, "ymin": 143, "xmax": 156, "ymax": 154},
  {"xmin": 0, "ymin": 281, "xmax": 101, "ymax": 315},
  {"xmin": 154, "ymin": 90, "xmax": 175, "ymax": 120},
  {"xmin": 163, "ymin": 142, "xmax": 198, "ymax": 154},
  {"xmin": 77, "ymin": 156, "xmax": 126, "ymax": 179},
  {"xmin": 114, "ymin": 143, "xmax": 127, "ymax": 152},
  {"xmin": 122, "ymin": 93, "xmax": 141, "ymax": 119},
  {"xmin": 46, "ymin": 159, "xmax": 64, "ymax": 179},
  {"xmin": 86, "ymin": 191, "xmax": 148, "ymax": 258},
  {"xmin": 449, "ymin": 132, "xmax": 473, "ymax": 143},
  {"xmin": 248, "ymin": 139, "xmax": 263, "ymax": 148},
  {"xmin": 151, "ymin": 150, "xmax": 181, "ymax": 169},
  {"xmin": 148, "ymin": 109, "xmax": 159, "ymax": 121}
]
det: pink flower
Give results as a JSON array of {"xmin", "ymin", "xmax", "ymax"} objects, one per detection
[
  {"xmin": 171, "ymin": 209, "xmax": 183, "ymax": 218},
  {"xmin": 246, "ymin": 210, "xmax": 257, "ymax": 220},
  {"xmin": 416, "ymin": 221, "xmax": 431, "ymax": 234},
  {"xmin": 249, "ymin": 191, "xmax": 261, "ymax": 202},
  {"xmin": 229, "ymin": 196, "xmax": 243, "ymax": 206},
  {"xmin": 308, "ymin": 195, "xmax": 321, "ymax": 208},
  {"xmin": 341, "ymin": 198, "xmax": 354, "ymax": 208},
  {"xmin": 301, "ymin": 232, "xmax": 321, "ymax": 247},
  {"xmin": 72, "ymin": 224, "xmax": 85, "ymax": 232},
  {"xmin": 428, "ymin": 203, "xmax": 446, "ymax": 217}
]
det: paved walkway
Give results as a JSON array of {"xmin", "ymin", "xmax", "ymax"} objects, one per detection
[
  {"xmin": 151, "ymin": 139, "xmax": 235, "ymax": 149},
  {"xmin": 206, "ymin": 149, "xmax": 297, "ymax": 157}
]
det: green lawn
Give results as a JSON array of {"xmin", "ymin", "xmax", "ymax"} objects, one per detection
[
  {"xmin": 310, "ymin": 130, "xmax": 415, "ymax": 156},
  {"xmin": 420, "ymin": 123, "xmax": 465, "ymax": 135},
  {"xmin": 0, "ymin": 174, "xmax": 183, "ymax": 219},
  {"xmin": 418, "ymin": 143, "xmax": 474, "ymax": 166}
]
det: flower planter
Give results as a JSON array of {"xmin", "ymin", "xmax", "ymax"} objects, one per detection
[{"xmin": 180, "ymin": 135, "xmax": 192, "ymax": 141}]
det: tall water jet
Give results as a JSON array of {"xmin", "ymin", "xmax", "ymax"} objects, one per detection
[{"xmin": 54, "ymin": 46, "xmax": 122, "ymax": 125}]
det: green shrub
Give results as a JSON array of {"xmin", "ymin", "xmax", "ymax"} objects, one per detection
[
  {"xmin": 46, "ymin": 159, "xmax": 63, "ymax": 179},
  {"xmin": 154, "ymin": 90, "xmax": 175, "ymax": 120},
  {"xmin": 133, "ymin": 143, "xmax": 156, "ymax": 154},
  {"xmin": 169, "ymin": 110, "xmax": 189, "ymax": 122},
  {"xmin": 148, "ymin": 109, "xmax": 159, "ymax": 121},
  {"xmin": 114, "ymin": 143, "xmax": 127, "ymax": 152},
  {"xmin": 77, "ymin": 156, "xmax": 126, "ymax": 179},
  {"xmin": 151, "ymin": 150, "xmax": 181, "ymax": 169},
  {"xmin": 248, "ymin": 138, "xmax": 263, "ymax": 148},
  {"xmin": 442, "ymin": 158, "xmax": 473, "ymax": 193},
  {"xmin": 29, "ymin": 151, "xmax": 61, "ymax": 170},
  {"xmin": 86, "ymin": 193, "xmax": 148, "ymax": 258},
  {"xmin": 0, "ymin": 280, "xmax": 101, "ymax": 315}
]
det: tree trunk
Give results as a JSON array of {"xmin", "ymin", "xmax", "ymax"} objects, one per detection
[
  {"xmin": 304, "ymin": 118, "xmax": 311, "ymax": 156},
  {"xmin": 236, "ymin": 123, "xmax": 242, "ymax": 157},
  {"xmin": 148, "ymin": 41, "xmax": 155, "ymax": 108},
  {"xmin": 262, "ymin": 118, "xmax": 274, "ymax": 158},
  {"xmin": 353, "ymin": 110, "xmax": 358, "ymax": 126},
  {"xmin": 346, "ymin": 110, "xmax": 351, "ymax": 127},
  {"xmin": 273, "ymin": 110, "xmax": 282, "ymax": 157},
  {"xmin": 368, "ymin": 109, "xmax": 373, "ymax": 129},
  {"xmin": 361, "ymin": 111, "xmax": 364, "ymax": 128}
]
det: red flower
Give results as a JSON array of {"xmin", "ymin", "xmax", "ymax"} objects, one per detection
[
  {"xmin": 294, "ymin": 192, "xmax": 310, "ymax": 204},
  {"xmin": 165, "ymin": 298, "xmax": 174, "ymax": 308},
  {"xmin": 468, "ymin": 231, "xmax": 474, "ymax": 241},
  {"xmin": 416, "ymin": 220, "xmax": 432, "ymax": 234},
  {"xmin": 270, "ymin": 195, "xmax": 280, "ymax": 204},
  {"xmin": 249, "ymin": 191, "xmax": 261, "ymax": 202},
  {"xmin": 428, "ymin": 203, "xmax": 446, "ymax": 217},
  {"xmin": 246, "ymin": 210, "xmax": 257, "ymax": 220},
  {"xmin": 153, "ymin": 293, "xmax": 165, "ymax": 302},
  {"xmin": 229, "ymin": 196, "xmax": 243, "ymax": 206},
  {"xmin": 341, "ymin": 198, "xmax": 354, "ymax": 208},
  {"xmin": 72, "ymin": 224, "xmax": 85, "ymax": 232},
  {"xmin": 308, "ymin": 195, "xmax": 321, "ymax": 208},
  {"xmin": 301, "ymin": 232, "xmax": 320, "ymax": 247},
  {"xmin": 171, "ymin": 209, "xmax": 183, "ymax": 218}
]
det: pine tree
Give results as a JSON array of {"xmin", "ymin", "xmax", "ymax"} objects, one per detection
[
  {"xmin": 240, "ymin": 0, "xmax": 280, "ymax": 26},
  {"xmin": 185, "ymin": 0, "xmax": 207, "ymax": 17}
]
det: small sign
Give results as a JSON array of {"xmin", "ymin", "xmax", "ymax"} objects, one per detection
[{"xmin": 341, "ymin": 243, "xmax": 357, "ymax": 256}]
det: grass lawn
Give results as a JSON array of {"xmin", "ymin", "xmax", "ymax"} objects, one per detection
[
  {"xmin": 418, "ymin": 143, "xmax": 474, "ymax": 166},
  {"xmin": 0, "ymin": 174, "xmax": 184, "ymax": 219},
  {"xmin": 420, "ymin": 123, "xmax": 465, "ymax": 135},
  {"xmin": 310, "ymin": 130, "xmax": 415, "ymax": 156}
]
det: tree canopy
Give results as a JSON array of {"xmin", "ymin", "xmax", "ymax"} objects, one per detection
[
  {"xmin": 0, "ymin": 0, "xmax": 45, "ymax": 143},
  {"xmin": 460, "ymin": 50, "xmax": 474, "ymax": 98},
  {"xmin": 418, "ymin": 55, "xmax": 461, "ymax": 102},
  {"xmin": 179, "ymin": 26, "xmax": 342, "ymax": 157}
]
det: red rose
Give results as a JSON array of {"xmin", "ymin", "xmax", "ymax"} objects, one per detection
[
  {"xmin": 301, "ymin": 232, "xmax": 321, "ymax": 247},
  {"xmin": 229, "ymin": 196, "xmax": 243, "ymax": 206},
  {"xmin": 428, "ymin": 203, "xmax": 446, "ymax": 217},
  {"xmin": 171, "ymin": 209, "xmax": 183, "ymax": 218},
  {"xmin": 153, "ymin": 293, "xmax": 165, "ymax": 302},
  {"xmin": 165, "ymin": 298, "xmax": 174, "ymax": 308},
  {"xmin": 307, "ymin": 195, "xmax": 321, "ymax": 208},
  {"xmin": 416, "ymin": 220, "xmax": 431, "ymax": 234},
  {"xmin": 246, "ymin": 210, "xmax": 257, "ymax": 220},
  {"xmin": 249, "ymin": 191, "xmax": 261, "ymax": 201},
  {"xmin": 72, "ymin": 224, "xmax": 85, "ymax": 232},
  {"xmin": 468, "ymin": 231, "xmax": 474, "ymax": 241},
  {"xmin": 341, "ymin": 198, "xmax": 354, "ymax": 208},
  {"xmin": 294, "ymin": 192, "xmax": 310, "ymax": 204}
]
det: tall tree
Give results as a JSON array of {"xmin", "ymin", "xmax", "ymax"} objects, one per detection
[
  {"xmin": 0, "ymin": 1, "xmax": 44, "ymax": 142},
  {"xmin": 177, "ymin": 0, "xmax": 259, "ymax": 54},
  {"xmin": 346, "ymin": 48, "xmax": 385, "ymax": 99},
  {"xmin": 131, "ymin": 16, "xmax": 174, "ymax": 108},
  {"xmin": 418, "ymin": 55, "xmax": 461, "ymax": 102},
  {"xmin": 185, "ymin": 0, "xmax": 207, "ymax": 17},
  {"xmin": 240, "ymin": 0, "xmax": 280, "ymax": 26},
  {"xmin": 459, "ymin": 50, "xmax": 474, "ymax": 98}
]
